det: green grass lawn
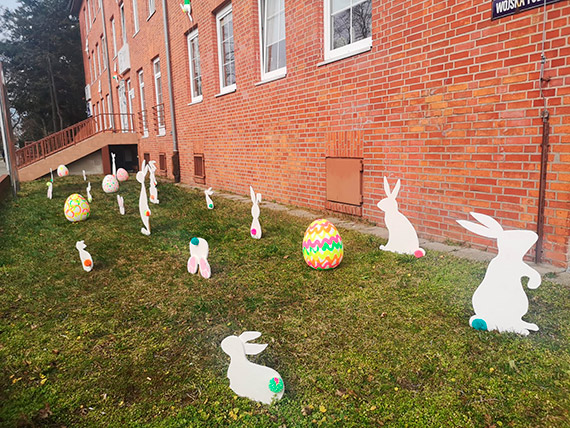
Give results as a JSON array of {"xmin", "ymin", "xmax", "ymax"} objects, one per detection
[{"xmin": 0, "ymin": 177, "xmax": 568, "ymax": 427}]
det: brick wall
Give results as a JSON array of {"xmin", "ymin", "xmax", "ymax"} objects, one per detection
[{"xmin": 77, "ymin": 0, "xmax": 570, "ymax": 267}]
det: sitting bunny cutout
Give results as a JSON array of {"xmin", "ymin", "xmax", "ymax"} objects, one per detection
[
  {"xmin": 250, "ymin": 186, "xmax": 262, "ymax": 239},
  {"xmin": 377, "ymin": 177, "xmax": 425, "ymax": 257},
  {"xmin": 117, "ymin": 194, "xmax": 125, "ymax": 215},
  {"xmin": 204, "ymin": 187, "xmax": 214, "ymax": 209},
  {"xmin": 457, "ymin": 212, "xmax": 541, "ymax": 336},
  {"xmin": 75, "ymin": 240, "xmax": 93, "ymax": 272},
  {"xmin": 148, "ymin": 160, "xmax": 159, "ymax": 204},
  {"xmin": 137, "ymin": 160, "xmax": 151, "ymax": 235},
  {"xmin": 46, "ymin": 182, "xmax": 53, "ymax": 199},
  {"xmin": 187, "ymin": 237, "xmax": 211, "ymax": 279},
  {"xmin": 221, "ymin": 332, "xmax": 284, "ymax": 405},
  {"xmin": 86, "ymin": 182, "xmax": 93, "ymax": 203}
]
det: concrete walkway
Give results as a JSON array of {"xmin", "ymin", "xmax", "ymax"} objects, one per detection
[
  {"xmin": 178, "ymin": 183, "xmax": 570, "ymax": 286},
  {"xmin": 0, "ymin": 157, "xmax": 7, "ymax": 176}
]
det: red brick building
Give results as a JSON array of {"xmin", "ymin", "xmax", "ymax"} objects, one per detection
[{"xmin": 70, "ymin": 0, "xmax": 570, "ymax": 267}]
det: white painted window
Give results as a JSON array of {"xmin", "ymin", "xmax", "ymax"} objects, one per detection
[
  {"xmin": 153, "ymin": 57, "xmax": 165, "ymax": 135},
  {"xmin": 216, "ymin": 4, "xmax": 236, "ymax": 95},
  {"xmin": 258, "ymin": 0, "xmax": 286, "ymax": 81},
  {"xmin": 107, "ymin": 94, "xmax": 113, "ymax": 129},
  {"xmin": 120, "ymin": 3, "xmax": 127, "ymax": 45},
  {"xmin": 86, "ymin": 0, "xmax": 92, "ymax": 26},
  {"xmin": 126, "ymin": 78, "xmax": 134, "ymax": 129},
  {"xmin": 148, "ymin": 0, "xmax": 155, "ymax": 17},
  {"xmin": 111, "ymin": 17, "xmax": 117, "ymax": 57},
  {"xmin": 138, "ymin": 69, "xmax": 148, "ymax": 137},
  {"xmin": 101, "ymin": 97, "xmax": 107, "ymax": 128},
  {"xmin": 101, "ymin": 35, "xmax": 108, "ymax": 70},
  {"xmin": 96, "ymin": 43, "xmax": 101, "ymax": 75},
  {"xmin": 132, "ymin": 0, "xmax": 139, "ymax": 34},
  {"xmin": 324, "ymin": 0, "xmax": 372, "ymax": 62},
  {"xmin": 186, "ymin": 29, "xmax": 202, "ymax": 103}
]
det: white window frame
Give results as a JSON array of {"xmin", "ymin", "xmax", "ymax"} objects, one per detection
[
  {"xmin": 111, "ymin": 17, "xmax": 118, "ymax": 57},
  {"xmin": 148, "ymin": 0, "xmax": 156, "ymax": 19},
  {"xmin": 258, "ymin": 0, "xmax": 286, "ymax": 82},
  {"xmin": 96, "ymin": 42, "xmax": 102, "ymax": 75},
  {"xmin": 132, "ymin": 0, "xmax": 140, "ymax": 35},
  {"xmin": 216, "ymin": 4, "xmax": 236, "ymax": 96},
  {"xmin": 101, "ymin": 97, "xmax": 107, "ymax": 129},
  {"xmin": 101, "ymin": 35, "xmax": 108, "ymax": 70},
  {"xmin": 323, "ymin": 0, "xmax": 372, "ymax": 63},
  {"xmin": 86, "ymin": 0, "xmax": 92, "ymax": 27},
  {"xmin": 106, "ymin": 94, "xmax": 114, "ymax": 129},
  {"xmin": 138, "ymin": 69, "xmax": 148, "ymax": 137},
  {"xmin": 153, "ymin": 57, "xmax": 165, "ymax": 136},
  {"xmin": 186, "ymin": 29, "xmax": 203, "ymax": 104},
  {"xmin": 119, "ymin": 3, "xmax": 127, "ymax": 45},
  {"xmin": 126, "ymin": 78, "xmax": 134, "ymax": 129}
]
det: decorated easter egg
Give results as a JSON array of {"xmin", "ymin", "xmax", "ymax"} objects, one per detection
[
  {"xmin": 64, "ymin": 193, "xmax": 90, "ymax": 222},
  {"xmin": 302, "ymin": 219, "xmax": 343, "ymax": 270},
  {"xmin": 116, "ymin": 168, "xmax": 129, "ymax": 182},
  {"xmin": 102, "ymin": 174, "xmax": 119, "ymax": 193},
  {"xmin": 57, "ymin": 165, "xmax": 69, "ymax": 177}
]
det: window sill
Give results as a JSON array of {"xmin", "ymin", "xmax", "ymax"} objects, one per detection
[
  {"xmin": 215, "ymin": 85, "xmax": 236, "ymax": 97},
  {"xmin": 255, "ymin": 71, "xmax": 286, "ymax": 86},
  {"xmin": 147, "ymin": 10, "xmax": 156, "ymax": 21},
  {"xmin": 188, "ymin": 97, "xmax": 203, "ymax": 106},
  {"xmin": 318, "ymin": 43, "xmax": 372, "ymax": 67},
  {"xmin": 157, "ymin": 129, "xmax": 166, "ymax": 137}
]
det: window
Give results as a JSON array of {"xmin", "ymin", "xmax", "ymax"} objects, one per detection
[
  {"xmin": 101, "ymin": 97, "xmax": 107, "ymax": 128},
  {"xmin": 132, "ymin": 0, "xmax": 140, "ymax": 34},
  {"xmin": 111, "ymin": 18, "xmax": 117, "ymax": 57},
  {"xmin": 106, "ymin": 94, "xmax": 113, "ymax": 129},
  {"xmin": 138, "ymin": 69, "xmax": 148, "ymax": 137},
  {"xmin": 159, "ymin": 153, "xmax": 166, "ymax": 172},
  {"xmin": 216, "ymin": 4, "xmax": 236, "ymax": 94},
  {"xmin": 86, "ymin": 0, "xmax": 92, "ymax": 26},
  {"xmin": 148, "ymin": 0, "xmax": 155, "ymax": 17},
  {"xmin": 259, "ymin": 0, "xmax": 286, "ymax": 81},
  {"xmin": 120, "ymin": 3, "xmax": 127, "ymax": 45},
  {"xmin": 186, "ymin": 30, "xmax": 202, "ymax": 103},
  {"xmin": 153, "ymin": 58, "xmax": 165, "ymax": 135},
  {"xmin": 101, "ymin": 36, "xmax": 108, "ymax": 70},
  {"xmin": 96, "ymin": 43, "xmax": 101, "ymax": 75},
  {"xmin": 324, "ymin": 0, "xmax": 372, "ymax": 62},
  {"xmin": 126, "ymin": 78, "xmax": 134, "ymax": 130}
]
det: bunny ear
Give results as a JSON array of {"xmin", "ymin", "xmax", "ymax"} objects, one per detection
[
  {"xmin": 250, "ymin": 186, "xmax": 256, "ymax": 203},
  {"xmin": 244, "ymin": 343, "xmax": 268, "ymax": 355},
  {"xmin": 141, "ymin": 160, "xmax": 146, "ymax": 171},
  {"xmin": 383, "ymin": 176, "xmax": 391, "ymax": 196},
  {"xmin": 199, "ymin": 258, "xmax": 211, "ymax": 279},
  {"xmin": 469, "ymin": 212, "xmax": 504, "ymax": 234},
  {"xmin": 391, "ymin": 179, "xmax": 401, "ymax": 199},
  {"xmin": 457, "ymin": 219, "xmax": 498, "ymax": 239},
  {"xmin": 239, "ymin": 331, "xmax": 262, "ymax": 343}
]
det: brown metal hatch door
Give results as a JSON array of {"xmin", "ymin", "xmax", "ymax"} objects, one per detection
[{"xmin": 326, "ymin": 157, "xmax": 363, "ymax": 206}]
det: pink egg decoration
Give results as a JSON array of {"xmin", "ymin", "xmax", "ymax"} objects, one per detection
[
  {"xmin": 116, "ymin": 168, "xmax": 129, "ymax": 182},
  {"xmin": 102, "ymin": 174, "xmax": 119, "ymax": 193},
  {"xmin": 57, "ymin": 165, "xmax": 69, "ymax": 177}
]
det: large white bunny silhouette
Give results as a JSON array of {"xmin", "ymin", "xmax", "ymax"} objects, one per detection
[
  {"xmin": 204, "ymin": 187, "xmax": 214, "ymax": 209},
  {"xmin": 148, "ymin": 160, "xmax": 159, "ymax": 204},
  {"xmin": 457, "ymin": 212, "xmax": 541, "ymax": 336},
  {"xmin": 377, "ymin": 177, "xmax": 425, "ymax": 257},
  {"xmin": 221, "ymin": 332, "xmax": 284, "ymax": 405},
  {"xmin": 187, "ymin": 237, "xmax": 211, "ymax": 279},
  {"xmin": 75, "ymin": 240, "xmax": 93, "ymax": 272},
  {"xmin": 117, "ymin": 194, "xmax": 125, "ymax": 215},
  {"xmin": 137, "ymin": 161, "xmax": 151, "ymax": 235},
  {"xmin": 250, "ymin": 186, "xmax": 262, "ymax": 239}
]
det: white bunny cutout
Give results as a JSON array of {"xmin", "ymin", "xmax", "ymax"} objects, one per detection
[
  {"xmin": 457, "ymin": 212, "xmax": 541, "ymax": 336},
  {"xmin": 187, "ymin": 237, "xmax": 211, "ymax": 279},
  {"xmin": 204, "ymin": 187, "xmax": 214, "ymax": 209},
  {"xmin": 221, "ymin": 332, "xmax": 284, "ymax": 405},
  {"xmin": 136, "ymin": 160, "xmax": 151, "ymax": 235},
  {"xmin": 82, "ymin": 170, "xmax": 87, "ymax": 181},
  {"xmin": 75, "ymin": 240, "xmax": 93, "ymax": 272},
  {"xmin": 250, "ymin": 186, "xmax": 262, "ymax": 239},
  {"xmin": 117, "ymin": 194, "xmax": 125, "ymax": 215},
  {"xmin": 86, "ymin": 182, "xmax": 93, "ymax": 203},
  {"xmin": 111, "ymin": 152, "xmax": 117, "ymax": 177},
  {"xmin": 148, "ymin": 160, "xmax": 159, "ymax": 204},
  {"xmin": 377, "ymin": 177, "xmax": 425, "ymax": 258},
  {"xmin": 46, "ymin": 182, "xmax": 52, "ymax": 199}
]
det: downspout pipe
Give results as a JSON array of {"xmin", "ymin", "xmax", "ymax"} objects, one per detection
[
  {"xmin": 535, "ymin": 109, "xmax": 549, "ymax": 264},
  {"xmin": 99, "ymin": 0, "xmax": 115, "ymax": 127},
  {"xmin": 160, "ymin": 0, "xmax": 180, "ymax": 182}
]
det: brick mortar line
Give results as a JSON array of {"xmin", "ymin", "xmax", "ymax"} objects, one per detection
[{"xmin": 176, "ymin": 182, "xmax": 570, "ymax": 286}]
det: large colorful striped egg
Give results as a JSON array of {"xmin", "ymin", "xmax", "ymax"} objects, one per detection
[
  {"xmin": 64, "ymin": 193, "xmax": 90, "ymax": 222},
  {"xmin": 302, "ymin": 219, "xmax": 343, "ymax": 270}
]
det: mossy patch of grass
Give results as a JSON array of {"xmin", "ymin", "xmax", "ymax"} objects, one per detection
[{"xmin": 0, "ymin": 177, "xmax": 569, "ymax": 427}]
